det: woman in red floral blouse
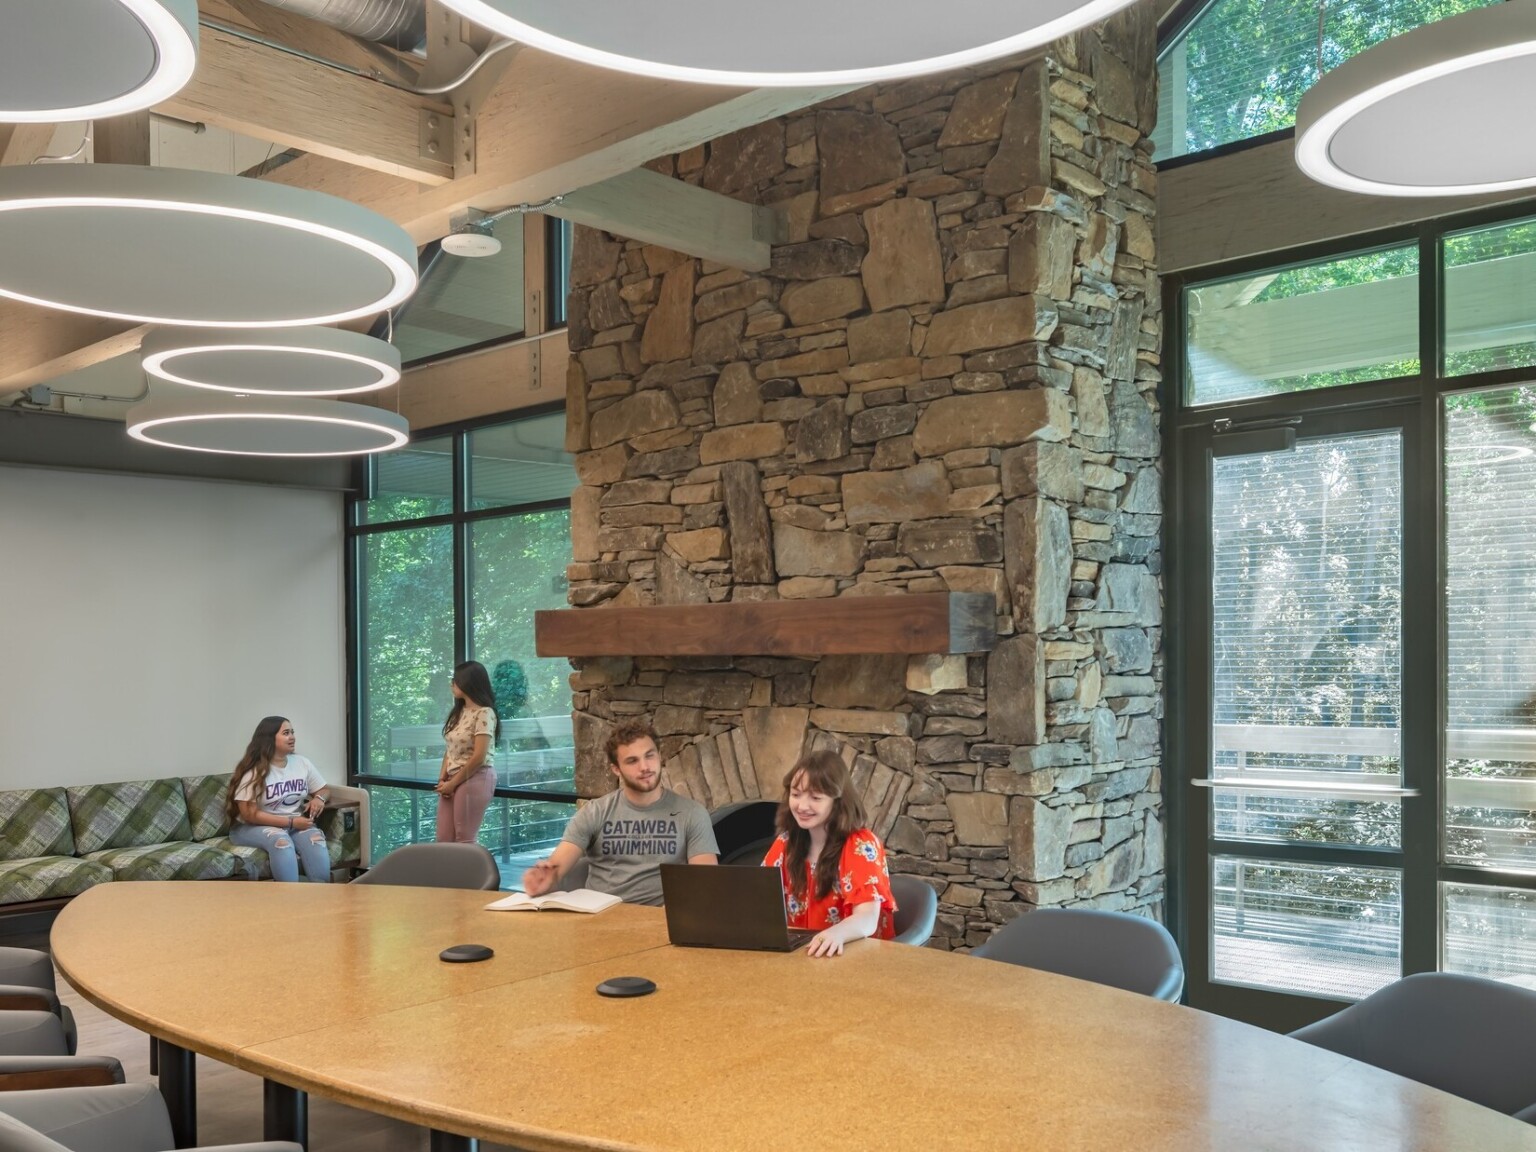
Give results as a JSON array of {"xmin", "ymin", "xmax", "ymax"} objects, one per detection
[{"xmin": 762, "ymin": 750, "xmax": 897, "ymax": 957}]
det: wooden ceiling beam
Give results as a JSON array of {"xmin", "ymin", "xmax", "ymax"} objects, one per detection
[
  {"xmin": 0, "ymin": 124, "xmax": 59, "ymax": 167},
  {"xmin": 156, "ymin": 24, "xmax": 454, "ymax": 185},
  {"xmin": 551, "ymin": 168, "xmax": 783, "ymax": 272},
  {"xmin": 259, "ymin": 54, "xmax": 845, "ymax": 245}
]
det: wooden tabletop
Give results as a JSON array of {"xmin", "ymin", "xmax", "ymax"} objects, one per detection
[{"xmin": 53, "ymin": 881, "xmax": 1536, "ymax": 1152}]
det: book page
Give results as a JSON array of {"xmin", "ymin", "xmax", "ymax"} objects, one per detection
[
  {"xmin": 484, "ymin": 892, "xmax": 539, "ymax": 911},
  {"xmin": 538, "ymin": 888, "xmax": 622, "ymax": 914},
  {"xmin": 484, "ymin": 889, "xmax": 621, "ymax": 913}
]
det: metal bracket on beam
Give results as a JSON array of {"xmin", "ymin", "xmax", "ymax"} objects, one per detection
[
  {"xmin": 419, "ymin": 110, "xmax": 452, "ymax": 167},
  {"xmin": 417, "ymin": 3, "xmax": 518, "ymax": 179}
]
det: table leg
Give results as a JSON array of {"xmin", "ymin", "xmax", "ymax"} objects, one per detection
[
  {"xmin": 429, "ymin": 1130, "xmax": 479, "ymax": 1152},
  {"xmin": 264, "ymin": 1079, "xmax": 309, "ymax": 1148},
  {"xmin": 156, "ymin": 1040, "xmax": 197, "ymax": 1150}
]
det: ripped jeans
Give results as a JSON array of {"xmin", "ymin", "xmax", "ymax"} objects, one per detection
[{"xmin": 229, "ymin": 821, "xmax": 332, "ymax": 883}]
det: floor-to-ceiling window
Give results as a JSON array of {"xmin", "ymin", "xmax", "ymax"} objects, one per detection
[
  {"xmin": 349, "ymin": 407, "xmax": 576, "ymax": 887},
  {"xmin": 1167, "ymin": 203, "xmax": 1536, "ymax": 1030}
]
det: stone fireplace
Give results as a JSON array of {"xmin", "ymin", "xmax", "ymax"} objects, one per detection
[{"xmin": 559, "ymin": 7, "xmax": 1163, "ymax": 949}]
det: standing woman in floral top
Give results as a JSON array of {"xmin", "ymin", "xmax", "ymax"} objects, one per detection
[
  {"xmin": 434, "ymin": 661, "xmax": 500, "ymax": 844},
  {"xmin": 762, "ymin": 750, "xmax": 897, "ymax": 957}
]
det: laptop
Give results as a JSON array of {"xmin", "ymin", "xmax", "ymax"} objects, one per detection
[{"xmin": 660, "ymin": 864, "xmax": 815, "ymax": 952}]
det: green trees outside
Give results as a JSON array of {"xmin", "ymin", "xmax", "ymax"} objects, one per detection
[
  {"xmin": 1160, "ymin": 0, "xmax": 1498, "ymax": 158},
  {"xmin": 356, "ymin": 467, "xmax": 577, "ymax": 870}
]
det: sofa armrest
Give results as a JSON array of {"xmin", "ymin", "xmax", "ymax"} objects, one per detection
[
  {"xmin": 322, "ymin": 785, "xmax": 371, "ymax": 868},
  {"xmin": 0, "ymin": 986, "xmax": 57, "ymax": 1014},
  {"xmin": 0, "ymin": 1055, "xmax": 124, "ymax": 1091}
]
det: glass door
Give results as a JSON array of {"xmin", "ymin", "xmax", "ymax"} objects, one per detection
[{"xmin": 1178, "ymin": 405, "xmax": 1432, "ymax": 1029}]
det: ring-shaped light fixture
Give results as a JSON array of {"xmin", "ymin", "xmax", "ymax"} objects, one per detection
[
  {"xmin": 434, "ymin": 0, "xmax": 1139, "ymax": 86},
  {"xmin": 127, "ymin": 390, "xmax": 410, "ymax": 457},
  {"xmin": 0, "ymin": 165, "xmax": 417, "ymax": 327},
  {"xmin": 1296, "ymin": 2, "xmax": 1536, "ymax": 197},
  {"xmin": 0, "ymin": 0, "xmax": 198, "ymax": 122},
  {"xmin": 141, "ymin": 327, "xmax": 403, "ymax": 397}
]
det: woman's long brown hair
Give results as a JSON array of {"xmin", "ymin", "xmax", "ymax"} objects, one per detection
[
  {"xmin": 776, "ymin": 750, "xmax": 868, "ymax": 902},
  {"xmin": 443, "ymin": 660, "xmax": 501, "ymax": 743},
  {"xmin": 225, "ymin": 716, "xmax": 287, "ymax": 826}
]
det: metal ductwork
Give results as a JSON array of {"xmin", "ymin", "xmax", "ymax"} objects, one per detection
[{"xmin": 259, "ymin": 0, "xmax": 424, "ymax": 51}]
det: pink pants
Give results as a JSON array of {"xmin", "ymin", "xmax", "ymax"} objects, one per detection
[{"xmin": 435, "ymin": 766, "xmax": 496, "ymax": 844}]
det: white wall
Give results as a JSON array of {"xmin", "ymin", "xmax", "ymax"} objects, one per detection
[{"xmin": 0, "ymin": 466, "xmax": 346, "ymax": 790}]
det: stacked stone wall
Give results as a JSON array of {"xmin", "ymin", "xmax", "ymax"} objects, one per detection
[{"xmin": 563, "ymin": 8, "xmax": 1164, "ymax": 948}]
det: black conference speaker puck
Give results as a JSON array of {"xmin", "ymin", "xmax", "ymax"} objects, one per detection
[
  {"xmin": 596, "ymin": 976, "xmax": 656, "ymax": 998},
  {"xmin": 440, "ymin": 943, "xmax": 494, "ymax": 963}
]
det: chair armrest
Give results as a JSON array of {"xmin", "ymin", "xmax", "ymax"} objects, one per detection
[
  {"xmin": 191, "ymin": 1145, "xmax": 305, "ymax": 1152},
  {"xmin": 0, "ymin": 985, "xmax": 58, "ymax": 1014},
  {"xmin": 0, "ymin": 1055, "xmax": 124, "ymax": 1091},
  {"xmin": 322, "ymin": 784, "xmax": 371, "ymax": 867}
]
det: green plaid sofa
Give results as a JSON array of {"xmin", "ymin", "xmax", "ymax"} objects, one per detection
[{"xmin": 0, "ymin": 775, "xmax": 364, "ymax": 909}]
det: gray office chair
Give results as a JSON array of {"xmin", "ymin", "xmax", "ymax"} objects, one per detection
[
  {"xmin": 350, "ymin": 842, "xmax": 501, "ymax": 891},
  {"xmin": 553, "ymin": 858, "xmax": 590, "ymax": 892},
  {"xmin": 0, "ymin": 1082, "xmax": 300, "ymax": 1152},
  {"xmin": 0, "ymin": 1054, "xmax": 124, "ymax": 1093},
  {"xmin": 1290, "ymin": 972, "xmax": 1536, "ymax": 1119},
  {"xmin": 0, "ymin": 950, "xmax": 76, "ymax": 1056},
  {"xmin": 972, "ymin": 907, "xmax": 1185, "ymax": 1003},
  {"xmin": 890, "ymin": 875, "xmax": 937, "ymax": 947}
]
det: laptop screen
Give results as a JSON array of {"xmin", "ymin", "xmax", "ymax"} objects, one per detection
[{"xmin": 660, "ymin": 864, "xmax": 809, "ymax": 951}]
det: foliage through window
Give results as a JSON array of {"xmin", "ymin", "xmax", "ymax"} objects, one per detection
[
  {"xmin": 1154, "ymin": 0, "xmax": 1500, "ymax": 162},
  {"xmin": 1185, "ymin": 245, "xmax": 1418, "ymax": 407},
  {"xmin": 1176, "ymin": 207, "xmax": 1536, "ymax": 1015},
  {"xmin": 351, "ymin": 409, "xmax": 576, "ymax": 887}
]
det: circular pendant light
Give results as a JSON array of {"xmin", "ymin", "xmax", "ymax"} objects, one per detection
[
  {"xmin": 434, "ymin": 0, "xmax": 1139, "ymax": 86},
  {"xmin": 1297, "ymin": 2, "xmax": 1536, "ymax": 197},
  {"xmin": 127, "ymin": 389, "xmax": 409, "ymax": 457},
  {"xmin": 0, "ymin": 0, "xmax": 198, "ymax": 122},
  {"xmin": 141, "ymin": 327, "xmax": 402, "ymax": 396},
  {"xmin": 0, "ymin": 165, "xmax": 417, "ymax": 327}
]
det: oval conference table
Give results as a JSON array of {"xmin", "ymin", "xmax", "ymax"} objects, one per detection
[{"xmin": 51, "ymin": 881, "xmax": 1536, "ymax": 1152}]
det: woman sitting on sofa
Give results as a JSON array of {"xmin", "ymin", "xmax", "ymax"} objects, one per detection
[{"xmin": 225, "ymin": 716, "xmax": 331, "ymax": 883}]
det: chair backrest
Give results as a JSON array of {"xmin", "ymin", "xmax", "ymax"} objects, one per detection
[
  {"xmin": 554, "ymin": 857, "xmax": 590, "ymax": 892},
  {"xmin": 1290, "ymin": 972, "xmax": 1536, "ymax": 1116},
  {"xmin": 350, "ymin": 843, "xmax": 501, "ymax": 891},
  {"xmin": 710, "ymin": 801, "xmax": 778, "ymax": 865},
  {"xmin": 890, "ymin": 875, "xmax": 937, "ymax": 947},
  {"xmin": 0, "ymin": 1108, "xmax": 71, "ymax": 1152},
  {"xmin": 0, "ymin": 948, "xmax": 57, "ymax": 994},
  {"xmin": 972, "ymin": 907, "xmax": 1185, "ymax": 1002}
]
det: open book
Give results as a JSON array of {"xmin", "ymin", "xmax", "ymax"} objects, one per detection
[{"xmin": 485, "ymin": 888, "xmax": 621, "ymax": 914}]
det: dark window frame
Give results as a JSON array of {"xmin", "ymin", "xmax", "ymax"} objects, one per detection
[
  {"xmin": 345, "ymin": 400, "xmax": 576, "ymax": 815},
  {"xmin": 1164, "ymin": 194, "xmax": 1536, "ymax": 1029}
]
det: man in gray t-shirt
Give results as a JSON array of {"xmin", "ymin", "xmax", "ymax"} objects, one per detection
[{"xmin": 522, "ymin": 718, "xmax": 718, "ymax": 906}]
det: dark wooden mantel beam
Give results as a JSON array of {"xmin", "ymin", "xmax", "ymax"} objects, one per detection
[{"xmin": 535, "ymin": 593, "xmax": 997, "ymax": 658}]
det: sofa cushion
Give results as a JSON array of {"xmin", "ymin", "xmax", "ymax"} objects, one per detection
[
  {"xmin": 0, "ymin": 791, "xmax": 75, "ymax": 863},
  {"xmin": 67, "ymin": 780, "xmax": 192, "ymax": 856},
  {"xmin": 181, "ymin": 774, "xmax": 230, "ymax": 842},
  {"xmin": 198, "ymin": 836, "xmax": 271, "ymax": 880},
  {"xmin": 82, "ymin": 842, "xmax": 237, "ymax": 883},
  {"xmin": 0, "ymin": 857, "xmax": 112, "ymax": 904}
]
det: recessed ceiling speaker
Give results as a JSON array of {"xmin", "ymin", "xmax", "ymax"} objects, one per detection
[
  {"xmin": 432, "ymin": 0, "xmax": 1140, "ymax": 86},
  {"xmin": 0, "ymin": 0, "xmax": 198, "ymax": 122},
  {"xmin": 440, "ymin": 227, "xmax": 503, "ymax": 258}
]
